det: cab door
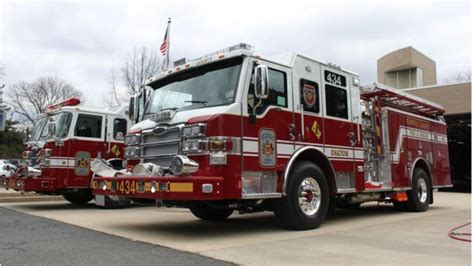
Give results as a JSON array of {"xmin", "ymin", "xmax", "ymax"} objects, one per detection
[
  {"xmin": 105, "ymin": 115, "xmax": 128, "ymax": 160},
  {"xmin": 241, "ymin": 59, "xmax": 294, "ymax": 196},
  {"xmin": 320, "ymin": 66, "xmax": 357, "ymax": 192}
]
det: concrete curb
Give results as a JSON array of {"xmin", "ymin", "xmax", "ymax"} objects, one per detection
[{"xmin": 0, "ymin": 195, "xmax": 64, "ymax": 203}]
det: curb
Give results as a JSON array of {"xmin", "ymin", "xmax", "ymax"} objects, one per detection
[{"xmin": 0, "ymin": 195, "xmax": 64, "ymax": 203}]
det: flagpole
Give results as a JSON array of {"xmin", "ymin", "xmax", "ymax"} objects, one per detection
[{"xmin": 166, "ymin": 17, "xmax": 171, "ymax": 70}]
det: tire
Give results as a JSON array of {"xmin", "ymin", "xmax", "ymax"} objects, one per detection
[
  {"xmin": 189, "ymin": 205, "xmax": 234, "ymax": 221},
  {"xmin": 274, "ymin": 161, "xmax": 329, "ymax": 230},
  {"xmin": 63, "ymin": 189, "xmax": 94, "ymax": 205},
  {"xmin": 406, "ymin": 168, "xmax": 431, "ymax": 212}
]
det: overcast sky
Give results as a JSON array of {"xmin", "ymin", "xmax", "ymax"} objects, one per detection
[{"xmin": 0, "ymin": 0, "xmax": 471, "ymax": 107}]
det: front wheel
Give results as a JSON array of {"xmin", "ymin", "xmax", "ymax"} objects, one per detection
[
  {"xmin": 406, "ymin": 168, "xmax": 431, "ymax": 212},
  {"xmin": 63, "ymin": 189, "xmax": 94, "ymax": 205},
  {"xmin": 189, "ymin": 205, "xmax": 234, "ymax": 221},
  {"xmin": 274, "ymin": 161, "xmax": 329, "ymax": 230}
]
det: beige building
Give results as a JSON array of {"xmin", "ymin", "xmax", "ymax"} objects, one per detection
[{"xmin": 377, "ymin": 47, "xmax": 471, "ymax": 189}]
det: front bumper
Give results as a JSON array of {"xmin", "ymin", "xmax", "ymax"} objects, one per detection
[
  {"xmin": 92, "ymin": 175, "xmax": 224, "ymax": 201},
  {"xmin": 3, "ymin": 176, "xmax": 56, "ymax": 192}
]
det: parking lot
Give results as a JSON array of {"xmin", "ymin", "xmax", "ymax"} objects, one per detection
[{"xmin": 0, "ymin": 191, "xmax": 471, "ymax": 265}]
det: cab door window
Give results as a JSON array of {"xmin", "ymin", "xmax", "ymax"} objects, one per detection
[
  {"xmin": 113, "ymin": 118, "xmax": 127, "ymax": 140},
  {"xmin": 248, "ymin": 67, "xmax": 287, "ymax": 115},
  {"xmin": 74, "ymin": 114, "xmax": 102, "ymax": 138},
  {"xmin": 325, "ymin": 84, "xmax": 348, "ymax": 119}
]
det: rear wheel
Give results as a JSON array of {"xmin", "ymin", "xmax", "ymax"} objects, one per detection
[
  {"xmin": 63, "ymin": 189, "xmax": 94, "ymax": 205},
  {"xmin": 189, "ymin": 206, "xmax": 234, "ymax": 221},
  {"xmin": 406, "ymin": 168, "xmax": 431, "ymax": 212},
  {"xmin": 274, "ymin": 161, "xmax": 329, "ymax": 230}
]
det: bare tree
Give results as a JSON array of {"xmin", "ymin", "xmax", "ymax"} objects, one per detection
[
  {"xmin": 104, "ymin": 64, "xmax": 125, "ymax": 107},
  {"xmin": 121, "ymin": 46, "xmax": 161, "ymax": 94},
  {"xmin": 7, "ymin": 76, "xmax": 85, "ymax": 125},
  {"xmin": 442, "ymin": 71, "xmax": 472, "ymax": 84}
]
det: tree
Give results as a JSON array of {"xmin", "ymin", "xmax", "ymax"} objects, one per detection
[
  {"xmin": 121, "ymin": 46, "xmax": 161, "ymax": 95},
  {"xmin": 442, "ymin": 72, "xmax": 472, "ymax": 84},
  {"xmin": 104, "ymin": 64, "xmax": 125, "ymax": 108},
  {"xmin": 0, "ymin": 120, "xmax": 25, "ymax": 159},
  {"xmin": 7, "ymin": 76, "xmax": 85, "ymax": 125}
]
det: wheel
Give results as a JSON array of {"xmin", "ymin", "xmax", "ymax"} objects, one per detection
[
  {"xmin": 274, "ymin": 161, "xmax": 329, "ymax": 230},
  {"xmin": 406, "ymin": 168, "xmax": 431, "ymax": 212},
  {"xmin": 63, "ymin": 189, "xmax": 94, "ymax": 205},
  {"xmin": 189, "ymin": 205, "xmax": 234, "ymax": 221}
]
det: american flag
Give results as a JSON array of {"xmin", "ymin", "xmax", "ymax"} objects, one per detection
[{"xmin": 160, "ymin": 19, "xmax": 170, "ymax": 56}]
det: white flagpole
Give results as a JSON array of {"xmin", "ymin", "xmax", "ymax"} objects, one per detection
[{"xmin": 166, "ymin": 17, "xmax": 171, "ymax": 70}]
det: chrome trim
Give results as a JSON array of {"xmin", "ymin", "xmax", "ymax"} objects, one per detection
[
  {"xmin": 336, "ymin": 188, "xmax": 357, "ymax": 193},
  {"xmin": 392, "ymin": 187, "xmax": 411, "ymax": 191},
  {"xmin": 141, "ymin": 139, "xmax": 180, "ymax": 147},
  {"xmin": 283, "ymin": 146, "xmax": 336, "ymax": 196},
  {"xmin": 241, "ymin": 192, "xmax": 282, "ymax": 199},
  {"xmin": 433, "ymin": 184, "xmax": 453, "ymax": 188}
]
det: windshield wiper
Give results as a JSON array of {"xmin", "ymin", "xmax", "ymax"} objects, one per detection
[
  {"xmin": 160, "ymin": 107, "xmax": 179, "ymax": 112},
  {"xmin": 185, "ymin": 100, "xmax": 208, "ymax": 106}
]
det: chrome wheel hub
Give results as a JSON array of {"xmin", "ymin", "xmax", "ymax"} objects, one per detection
[
  {"xmin": 298, "ymin": 177, "xmax": 321, "ymax": 216},
  {"xmin": 417, "ymin": 178, "xmax": 428, "ymax": 203}
]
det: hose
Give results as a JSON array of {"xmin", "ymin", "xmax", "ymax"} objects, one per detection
[{"xmin": 448, "ymin": 222, "xmax": 471, "ymax": 243}]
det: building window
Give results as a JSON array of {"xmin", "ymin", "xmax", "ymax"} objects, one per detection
[{"xmin": 325, "ymin": 85, "xmax": 348, "ymax": 119}]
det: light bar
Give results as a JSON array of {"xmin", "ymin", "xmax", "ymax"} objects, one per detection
[
  {"xmin": 192, "ymin": 43, "xmax": 254, "ymax": 62},
  {"xmin": 48, "ymin": 98, "xmax": 81, "ymax": 110}
]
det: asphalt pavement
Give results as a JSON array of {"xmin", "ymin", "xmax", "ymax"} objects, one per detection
[{"xmin": 0, "ymin": 207, "xmax": 233, "ymax": 265}]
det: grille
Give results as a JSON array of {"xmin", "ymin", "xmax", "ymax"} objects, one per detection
[{"xmin": 141, "ymin": 126, "xmax": 181, "ymax": 168}]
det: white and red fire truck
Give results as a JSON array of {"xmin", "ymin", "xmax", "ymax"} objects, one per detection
[
  {"xmin": 92, "ymin": 43, "xmax": 451, "ymax": 229},
  {"xmin": 4, "ymin": 98, "xmax": 132, "ymax": 208}
]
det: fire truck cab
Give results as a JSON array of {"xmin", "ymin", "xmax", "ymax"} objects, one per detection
[
  {"xmin": 92, "ymin": 43, "xmax": 451, "ymax": 229},
  {"xmin": 4, "ymin": 98, "xmax": 132, "ymax": 208}
]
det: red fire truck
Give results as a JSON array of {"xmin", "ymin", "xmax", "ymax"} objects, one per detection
[
  {"xmin": 4, "ymin": 98, "xmax": 132, "ymax": 208},
  {"xmin": 92, "ymin": 43, "xmax": 451, "ymax": 229}
]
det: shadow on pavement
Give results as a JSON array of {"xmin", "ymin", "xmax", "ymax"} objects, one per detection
[{"xmin": 110, "ymin": 202, "xmax": 444, "ymax": 237}]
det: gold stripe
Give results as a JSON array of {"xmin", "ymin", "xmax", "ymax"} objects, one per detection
[
  {"xmin": 169, "ymin": 183, "xmax": 193, "ymax": 192},
  {"xmin": 92, "ymin": 181, "xmax": 97, "ymax": 189}
]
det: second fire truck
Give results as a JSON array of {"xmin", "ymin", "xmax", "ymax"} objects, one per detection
[
  {"xmin": 4, "ymin": 98, "xmax": 132, "ymax": 208},
  {"xmin": 92, "ymin": 43, "xmax": 451, "ymax": 229}
]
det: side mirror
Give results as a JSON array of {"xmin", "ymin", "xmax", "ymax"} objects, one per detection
[
  {"xmin": 128, "ymin": 94, "xmax": 139, "ymax": 122},
  {"xmin": 255, "ymin": 65, "xmax": 269, "ymax": 100},
  {"xmin": 47, "ymin": 122, "xmax": 57, "ymax": 137}
]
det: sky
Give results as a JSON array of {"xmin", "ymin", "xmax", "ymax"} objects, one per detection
[{"xmin": 0, "ymin": 0, "xmax": 472, "ymax": 108}]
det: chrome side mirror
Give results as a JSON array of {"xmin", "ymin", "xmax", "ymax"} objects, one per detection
[
  {"xmin": 255, "ymin": 65, "xmax": 269, "ymax": 99},
  {"xmin": 128, "ymin": 94, "xmax": 139, "ymax": 122}
]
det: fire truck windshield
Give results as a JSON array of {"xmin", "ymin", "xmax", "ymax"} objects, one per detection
[
  {"xmin": 145, "ymin": 57, "xmax": 242, "ymax": 116},
  {"xmin": 37, "ymin": 112, "xmax": 73, "ymax": 140},
  {"xmin": 30, "ymin": 117, "xmax": 48, "ymax": 141}
]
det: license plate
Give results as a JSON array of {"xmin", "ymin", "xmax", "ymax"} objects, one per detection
[{"xmin": 116, "ymin": 180, "xmax": 137, "ymax": 195}]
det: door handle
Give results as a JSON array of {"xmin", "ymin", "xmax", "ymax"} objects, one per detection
[
  {"xmin": 348, "ymin": 132, "xmax": 356, "ymax": 147},
  {"xmin": 289, "ymin": 124, "xmax": 295, "ymax": 141}
]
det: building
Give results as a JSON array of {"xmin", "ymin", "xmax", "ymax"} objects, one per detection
[{"xmin": 377, "ymin": 47, "xmax": 471, "ymax": 190}]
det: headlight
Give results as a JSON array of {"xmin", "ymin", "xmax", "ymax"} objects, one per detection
[
  {"xmin": 125, "ymin": 147, "xmax": 141, "ymax": 158},
  {"xmin": 182, "ymin": 124, "xmax": 206, "ymax": 138},
  {"xmin": 124, "ymin": 134, "xmax": 141, "ymax": 145},
  {"xmin": 182, "ymin": 140, "xmax": 207, "ymax": 154}
]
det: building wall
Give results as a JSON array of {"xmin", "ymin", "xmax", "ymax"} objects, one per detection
[
  {"xmin": 377, "ymin": 47, "xmax": 437, "ymax": 88},
  {"xmin": 403, "ymin": 82, "xmax": 471, "ymax": 115}
]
